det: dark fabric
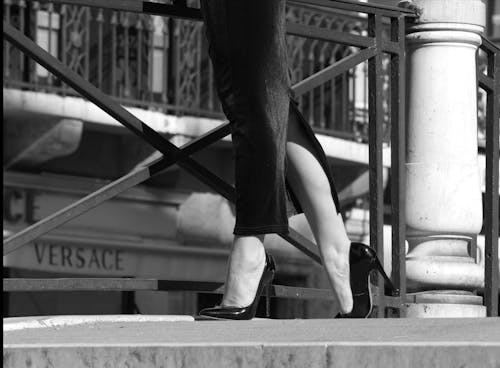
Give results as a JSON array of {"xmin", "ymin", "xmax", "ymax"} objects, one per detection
[{"xmin": 200, "ymin": 0, "xmax": 340, "ymax": 235}]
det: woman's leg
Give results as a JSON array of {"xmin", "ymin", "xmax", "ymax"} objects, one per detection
[
  {"xmin": 286, "ymin": 106, "xmax": 353, "ymax": 314},
  {"xmin": 220, "ymin": 235, "xmax": 266, "ymax": 307},
  {"xmin": 217, "ymin": 104, "xmax": 354, "ymax": 312},
  {"xmin": 199, "ymin": 0, "xmax": 288, "ymax": 309}
]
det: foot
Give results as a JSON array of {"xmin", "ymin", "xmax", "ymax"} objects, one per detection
[
  {"xmin": 323, "ymin": 248, "xmax": 353, "ymax": 315},
  {"xmin": 221, "ymin": 235, "xmax": 266, "ymax": 308}
]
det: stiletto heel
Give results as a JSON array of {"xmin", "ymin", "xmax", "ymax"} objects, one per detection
[
  {"xmin": 336, "ymin": 242, "xmax": 394, "ymax": 318},
  {"xmin": 265, "ymin": 283, "xmax": 271, "ymax": 318},
  {"xmin": 372, "ymin": 256, "xmax": 397, "ymax": 296},
  {"xmin": 199, "ymin": 252, "xmax": 276, "ymax": 320}
]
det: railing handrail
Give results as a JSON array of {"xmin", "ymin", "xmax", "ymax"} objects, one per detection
[
  {"xmin": 36, "ymin": 0, "xmax": 419, "ymax": 18},
  {"xmin": 289, "ymin": 0, "xmax": 418, "ymax": 16},
  {"xmin": 480, "ymin": 35, "xmax": 500, "ymax": 54}
]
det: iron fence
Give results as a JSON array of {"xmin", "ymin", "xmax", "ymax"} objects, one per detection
[{"xmin": 478, "ymin": 36, "xmax": 500, "ymax": 317}]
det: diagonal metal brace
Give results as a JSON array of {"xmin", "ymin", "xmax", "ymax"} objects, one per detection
[{"xmin": 292, "ymin": 47, "xmax": 377, "ymax": 97}]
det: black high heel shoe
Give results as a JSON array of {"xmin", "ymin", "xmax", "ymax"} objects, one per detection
[
  {"xmin": 198, "ymin": 252, "xmax": 276, "ymax": 320},
  {"xmin": 336, "ymin": 242, "xmax": 396, "ymax": 318}
]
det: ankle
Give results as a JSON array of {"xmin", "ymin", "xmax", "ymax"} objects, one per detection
[{"xmin": 230, "ymin": 237, "xmax": 266, "ymax": 271}]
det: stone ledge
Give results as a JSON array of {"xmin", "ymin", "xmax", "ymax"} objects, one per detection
[
  {"xmin": 4, "ymin": 317, "xmax": 500, "ymax": 368},
  {"xmin": 4, "ymin": 342, "xmax": 500, "ymax": 368}
]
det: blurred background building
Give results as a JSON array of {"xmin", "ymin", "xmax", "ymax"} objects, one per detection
[{"xmin": 3, "ymin": 0, "xmax": 499, "ymax": 318}]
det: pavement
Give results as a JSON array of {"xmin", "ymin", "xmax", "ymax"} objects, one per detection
[{"xmin": 4, "ymin": 315, "xmax": 500, "ymax": 368}]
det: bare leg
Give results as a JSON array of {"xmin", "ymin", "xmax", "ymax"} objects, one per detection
[
  {"xmin": 218, "ymin": 110, "xmax": 353, "ymax": 312},
  {"xmin": 286, "ymin": 108, "xmax": 353, "ymax": 314},
  {"xmin": 220, "ymin": 235, "xmax": 266, "ymax": 307}
]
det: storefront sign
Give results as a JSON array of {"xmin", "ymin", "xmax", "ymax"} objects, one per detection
[
  {"xmin": 4, "ymin": 240, "xmax": 131, "ymax": 276},
  {"xmin": 33, "ymin": 242, "xmax": 124, "ymax": 271}
]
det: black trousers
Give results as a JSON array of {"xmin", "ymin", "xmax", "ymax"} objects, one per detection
[{"xmin": 200, "ymin": 0, "xmax": 340, "ymax": 235}]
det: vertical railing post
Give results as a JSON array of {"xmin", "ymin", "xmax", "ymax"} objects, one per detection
[
  {"xmin": 111, "ymin": 11, "xmax": 118, "ymax": 96},
  {"xmin": 4, "ymin": 0, "xmax": 12, "ymax": 79},
  {"xmin": 136, "ymin": 16, "xmax": 144, "ymax": 100},
  {"xmin": 162, "ymin": 17, "xmax": 169, "ymax": 106},
  {"xmin": 147, "ymin": 16, "xmax": 154, "ymax": 104},
  {"xmin": 484, "ymin": 47, "xmax": 499, "ymax": 317},
  {"xmin": 84, "ymin": 7, "xmax": 90, "ymax": 81},
  {"xmin": 60, "ymin": 4, "xmax": 67, "ymax": 94},
  {"xmin": 368, "ymin": 13, "xmax": 385, "ymax": 317},
  {"xmin": 30, "ymin": 1, "xmax": 39, "ymax": 85},
  {"xmin": 18, "ymin": 0, "xmax": 27, "ymax": 81},
  {"xmin": 96, "ymin": 8, "xmax": 103, "ymax": 90},
  {"xmin": 122, "ymin": 12, "xmax": 130, "ymax": 97},
  {"xmin": 390, "ymin": 14, "xmax": 407, "ymax": 317},
  {"xmin": 47, "ymin": 2, "xmax": 54, "ymax": 86}
]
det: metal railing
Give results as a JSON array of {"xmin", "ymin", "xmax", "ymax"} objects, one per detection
[
  {"xmin": 3, "ymin": 0, "xmax": 498, "ymax": 317},
  {"xmin": 478, "ymin": 36, "xmax": 500, "ymax": 317}
]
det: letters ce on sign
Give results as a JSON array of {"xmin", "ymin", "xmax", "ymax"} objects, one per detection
[{"xmin": 4, "ymin": 187, "xmax": 130, "ymax": 276}]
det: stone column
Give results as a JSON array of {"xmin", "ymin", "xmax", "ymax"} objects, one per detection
[{"xmin": 404, "ymin": 0, "xmax": 487, "ymax": 317}]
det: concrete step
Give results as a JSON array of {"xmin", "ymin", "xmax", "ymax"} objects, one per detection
[{"xmin": 4, "ymin": 315, "xmax": 500, "ymax": 368}]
